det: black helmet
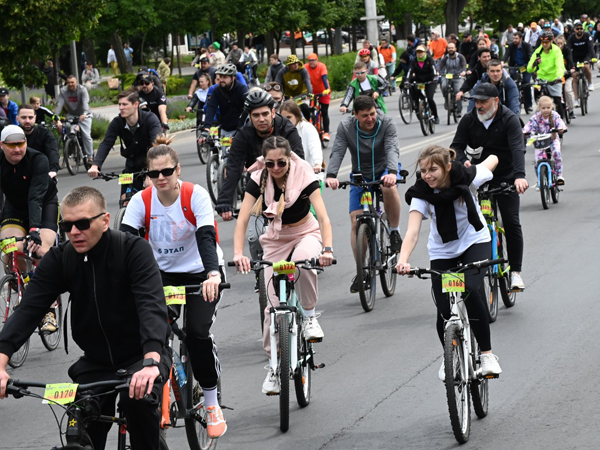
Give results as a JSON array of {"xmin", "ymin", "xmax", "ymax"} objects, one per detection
[
  {"xmin": 244, "ymin": 90, "xmax": 275, "ymax": 112},
  {"xmin": 215, "ymin": 63, "xmax": 237, "ymax": 76},
  {"xmin": 541, "ymin": 30, "xmax": 554, "ymax": 41}
]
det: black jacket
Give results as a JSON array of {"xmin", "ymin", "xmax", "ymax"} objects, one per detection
[
  {"xmin": 459, "ymin": 61, "xmax": 487, "ymax": 93},
  {"xmin": 407, "ymin": 55, "xmax": 437, "ymax": 82},
  {"xmin": 204, "ymin": 79, "xmax": 249, "ymax": 132},
  {"xmin": 450, "ymin": 104, "xmax": 526, "ymax": 182},
  {"xmin": 0, "ymin": 230, "xmax": 169, "ymax": 367},
  {"xmin": 94, "ymin": 110, "xmax": 162, "ymax": 172},
  {"xmin": 26, "ymin": 125, "xmax": 60, "ymax": 172},
  {"xmin": 216, "ymin": 114, "xmax": 304, "ymax": 206},
  {"xmin": 460, "ymin": 40, "xmax": 478, "ymax": 65},
  {"xmin": 561, "ymin": 46, "xmax": 575, "ymax": 78},
  {"xmin": 502, "ymin": 42, "xmax": 534, "ymax": 67}
]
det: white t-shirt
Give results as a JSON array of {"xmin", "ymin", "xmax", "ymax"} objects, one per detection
[
  {"xmin": 296, "ymin": 120, "xmax": 324, "ymax": 180},
  {"xmin": 122, "ymin": 181, "xmax": 217, "ymax": 273},
  {"xmin": 409, "ymin": 165, "xmax": 493, "ymax": 260}
]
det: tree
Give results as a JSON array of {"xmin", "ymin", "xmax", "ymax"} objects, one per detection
[{"xmin": 0, "ymin": 0, "xmax": 103, "ymax": 87}]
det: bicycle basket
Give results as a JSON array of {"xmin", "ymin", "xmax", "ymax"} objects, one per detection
[{"xmin": 533, "ymin": 136, "xmax": 553, "ymax": 149}]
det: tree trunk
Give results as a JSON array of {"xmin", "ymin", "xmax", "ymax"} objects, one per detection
[
  {"xmin": 352, "ymin": 23, "xmax": 358, "ymax": 52},
  {"xmin": 163, "ymin": 34, "xmax": 169, "ymax": 58},
  {"xmin": 82, "ymin": 38, "xmax": 96, "ymax": 66},
  {"xmin": 325, "ymin": 30, "xmax": 329, "ymax": 57},
  {"xmin": 403, "ymin": 13, "xmax": 412, "ymax": 39},
  {"xmin": 110, "ymin": 31, "xmax": 128, "ymax": 74},
  {"xmin": 140, "ymin": 32, "xmax": 147, "ymax": 67},
  {"xmin": 275, "ymin": 31, "xmax": 281, "ymax": 54},
  {"xmin": 176, "ymin": 34, "xmax": 182, "ymax": 76},
  {"xmin": 445, "ymin": 0, "xmax": 468, "ymax": 36},
  {"xmin": 265, "ymin": 32, "xmax": 275, "ymax": 58},
  {"xmin": 334, "ymin": 26, "xmax": 343, "ymax": 55},
  {"xmin": 291, "ymin": 33, "xmax": 297, "ymax": 55},
  {"xmin": 312, "ymin": 32, "xmax": 319, "ymax": 55}
]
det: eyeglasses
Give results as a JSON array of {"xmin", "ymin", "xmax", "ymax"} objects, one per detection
[
  {"xmin": 59, "ymin": 212, "xmax": 106, "ymax": 232},
  {"xmin": 265, "ymin": 159, "xmax": 287, "ymax": 169},
  {"xmin": 575, "ymin": 28, "xmax": 583, "ymax": 31},
  {"xmin": 139, "ymin": 81, "xmax": 152, "ymax": 86},
  {"xmin": 265, "ymin": 84, "xmax": 282, "ymax": 91},
  {"xmin": 147, "ymin": 165, "xmax": 178, "ymax": 178},
  {"xmin": 3, "ymin": 141, "xmax": 25, "ymax": 148},
  {"xmin": 354, "ymin": 71, "xmax": 367, "ymax": 75}
]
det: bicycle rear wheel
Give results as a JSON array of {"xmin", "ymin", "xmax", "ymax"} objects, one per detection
[
  {"xmin": 40, "ymin": 296, "xmax": 63, "ymax": 351},
  {"xmin": 418, "ymin": 100, "xmax": 430, "ymax": 136},
  {"xmin": 318, "ymin": 112, "xmax": 328, "ymax": 148},
  {"xmin": 399, "ymin": 92, "xmax": 412, "ymax": 124},
  {"xmin": 206, "ymin": 154, "xmax": 220, "ymax": 205},
  {"xmin": 581, "ymin": 82, "xmax": 588, "ymax": 115},
  {"xmin": 447, "ymin": 91, "xmax": 452, "ymax": 125},
  {"xmin": 579, "ymin": 78, "xmax": 587, "ymax": 116},
  {"xmin": 379, "ymin": 214, "xmax": 396, "ymax": 297},
  {"xmin": 429, "ymin": 108, "xmax": 436, "ymax": 134},
  {"xmin": 551, "ymin": 177, "xmax": 560, "ymax": 204},
  {"xmin": 497, "ymin": 215, "xmax": 516, "ymax": 308},
  {"xmin": 444, "ymin": 323, "xmax": 471, "ymax": 444},
  {"xmin": 197, "ymin": 129, "xmax": 210, "ymax": 164},
  {"xmin": 480, "ymin": 267, "xmax": 498, "ymax": 323},
  {"xmin": 356, "ymin": 223, "xmax": 377, "ymax": 312},
  {"xmin": 258, "ymin": 270, "xmax": 267, "ymax": 332},
  {"xmin": 65, "ymin": 139, "xmax": 79, "ymax": 175},
  {"xmin": 279, "ymin": 314, "xmax": 291, "ymax": 432},
  {"xmin": 539, "ymin": 165, "xmax": 550, "ymax": 210},
  {"xmin": 470, "ymin": 330, "xmax": 489, "ymax": 418},
  {"xmin": 5, "ymin": 278, "xmax": 30, "ymax": 368},
  {"xmin": 113, "ymin": 207, "xmax": 127, "ymax": 230},
  {"xmin": 294, "ymin": 312, "xmax": 311, "ymax": 407}
]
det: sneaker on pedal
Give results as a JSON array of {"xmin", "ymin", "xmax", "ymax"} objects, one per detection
[
  {"xmin": 41, "ymin": 312, "xmax": 57, "ymax": 333},
  {"xmin": 480, "ymin": 353, "xmax": 502, "ymax": 377},
  {"xmin": 205, "ymin": 405, "xmax": 227, "ymax": 438},
  {"xmin": 438, "ymin": 360, "xmax": 445, "ymax": 381},
  {"xmin": 434, "ymin": 117, "xmax": 440, "ymax": 124},
  {"xmin": 390, "ymin": 230, "xmax": 403, "ymax": 253},
  {"xmin": 557, "ymin": 176, "xmax": 565, "ymax": 185},
  {"xmin": 350, "ymin": 270, "xmax": 370, "ymax": 293},
  {"xmin": 588, "ymin": 83, "xmax": 595, "ymax": 91},
  {"xmin": 323, "ymin": 132, "xmax": 331, "ymax": 141},
  {"xmin": 303, "ymin": 315, "xmax": 324, "ymax": 341},
  {"xmin": 262, "ymin": 365, "xmax": 280, "ymax": 395},
  {"xmin": 574, "ymin": 99, "xmax": 580, "ymax": 107},
  {"xmin": 510, "ymin": 272, "xmax": 525, "ymax": 291}
]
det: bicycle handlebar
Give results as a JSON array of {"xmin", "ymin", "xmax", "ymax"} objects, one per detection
[
  {"xmin": 227, "ymin": 258, "xmax": 337, "ymax": 270},
  {"xmin": 335, "ymin": 172, "xmax": 409, "ymax": 189},
  {"xmin": 407, "ymin": 258, "xmax": 507, "ymax": 278},
  {"xmin": 478, "ymin": 182, "xmax": 517, "ymax": 197},
  {"xmin": 94, "ymin": 171, "xmax": 148, "ymax": 181}
]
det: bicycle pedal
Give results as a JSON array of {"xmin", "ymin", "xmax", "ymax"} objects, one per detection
[
  {"xmin": 220, "ymin": 404, "xmax": 234, "ymax": 411},
  {"xmin": 314, "ymin": 363, "xmax": 326, "ymax": 369},
  {"xmin": 307, "ymin": 337, "xmax": 323, "ymax": 343},
  {"xmin": 265, "ymin": 392, "xmax": 280, "ymax": 396},
  {"xmin": 484, "ymin": 373, "xmax": 500, "ymax": 379}
]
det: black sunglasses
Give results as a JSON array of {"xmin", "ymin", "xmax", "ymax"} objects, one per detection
[
  {"xmin": 139, "ymin": 81, "xmax": 152, "ymax": 86},
  {"xmin": 265, "ymin": 159, "xmax": 287, "ymax": 169},
  {"xmin": 147, "ymin": 165, "xmax": 178, "ymax": 179},
  {"xmin": 60, "ymin": 212, "xmax": 106, "ymax": 232}
]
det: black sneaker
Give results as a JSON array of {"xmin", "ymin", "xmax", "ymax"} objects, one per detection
[
  {"xmin": 350, "ymin": 270, "xmax": 371, "ymax": 293},
  {"xmin": 390, "ymin": 230, "xmax": 403, "ymax": 253}
]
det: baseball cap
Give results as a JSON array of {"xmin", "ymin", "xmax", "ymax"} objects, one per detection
[
  {"xmin": 307, "ymin": 53, "xmax": 318, "ymax": 61},
  {"xmin": 1, "ymin": 125, "xmax": 26, "ymax": 143},
  {"xmin": 462, "ymin": 31, "xmax": 471, "ymax": 38},
  {"xmin": 518, "ymin": 22, "xmax": 523, "ymax": 28},
  {"xmin": 530, "ymin": 22, "xmax": 537, "ymax": 28},
  {"xmin": 471, "ymin": 83, "xmax": 499, "ymax": 100},
  {"xmin": 0, "ymin": 88, "xmax": 8, "ymax": 96},
  {"xmin": 199, "ymin": 56, "xmax": 209, "ymax": 63},
  {"xmin": 415, "ymin": 45, "xmax": 427, "ymax": 52}
]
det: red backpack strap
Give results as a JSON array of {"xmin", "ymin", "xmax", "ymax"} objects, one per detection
[
  {"xmin": 214, "ymin": 220, "xmax": 220, "ymax": 244},
  {"xmin": 141, "ymin": 186, "xmax": 153, "ymax": 241},
  {"xmin": 180, "ymin": 181, "xmax": 197, "ymax": 227}
]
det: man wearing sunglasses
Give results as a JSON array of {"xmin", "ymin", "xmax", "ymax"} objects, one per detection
[
  {"xmin": 88, "ymin": 89, "xmax": 162, "ymax": 198},
  {"xmin": 0, "ymin": 186, "xmax": 171, "ymax": 450},
  {"xmin": 567, "ymin": 21, "xmax": 596, "ymax": 103},
  {"xmin": 135, "ymin": 72, "xmax": 169, "ymax": 131}
]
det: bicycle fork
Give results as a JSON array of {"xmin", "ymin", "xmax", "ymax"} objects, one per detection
[{"xmin": 269, "ymin": 279, "xmax": 298, "ymax": 375}]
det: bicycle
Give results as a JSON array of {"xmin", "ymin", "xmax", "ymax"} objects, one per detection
[
  {"xmin": 531, "ymin": 79, "xmax": 569, "ymax": 121},
  {"xmin": 243, "ymin": 62, "xmax": 259, "ymax": 87},
  {"xmin": 396, "ymin": 77, "xmax": 413, "ymax": 124},
  {"xmin": 507, "ymin": 66, "xmax": 530, "ymax": 114},
  {"xmin": 573, "ymin": 60, "xmax": 596, "ymax": 116},
  {"xmin": 228, "ymin": 258, "xmax": 333, "ymax": 432},
  {"xmin": 477, "ymin": 183, "xmax": 519, "ymax": 316},
  {"xmin": 0, "ymin": 235, "xmax": 63, "ymax": 368},
  {"xmin": 406, "ymin": 258, "xmax": 504, "ymax": 444},
  {"xmin": 526, "ymin": 130, "xmax": 565, "ymax": 210},
  {"xmin": 442, "ymin": 74, "xmax": 464, "ymax": 125},
  {"xmin": 94, "ymin": 171, "xmax": 148, "ymax": 229},
  {"xmin": 160, "ymin": 281, "xmax": 230, "ymax": 450},
  {"xmin": 6, "ymin": 374, "xmax": 169, "ymax": 449},
  {"xmin": 192, "ymin": 116, "xmax": 210, "ymax": 164},
  {"xmin": 61, "ymin": 115, "xmax": 92, "ymax": 176},
  {"xmin": 410, "ymin": 81, "xmax": 437, "ymax": 136},
  {"xmin": 337, "ymin": 171, "xmax": 408, "ymax": 312},
  {"xmin": 308, "ymin": 94, "xmax": 328, "ymax": 148}
]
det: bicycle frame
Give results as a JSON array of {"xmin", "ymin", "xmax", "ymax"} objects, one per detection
[
  {"xmin": 445, "ymin": 289, "xmax": 475, "ymax": 381},
  {"xmin": 536, "ymin": 159, "xmax": 554, "ymax": 188},
  {"xmin": 269, "ymin": 274, "xmax": 302, "ymax": 374}
]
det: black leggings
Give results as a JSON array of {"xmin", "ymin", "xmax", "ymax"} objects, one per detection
[
  {"xmin": 495, "ymin": 185, "xmax": 524, "ymax": 272},
  {"xmin": 430, "ymin": 242, "xmax": 492, "ymax": 351},
  {"xmin": 161, "ymin": 271, "xmax": 221, "ymax": 389},
  {"xmin": 320, "ymin": 102, "xmax": 330, "ymax": 133},
  {"xmin": 411, "ymin": 83, "xmax": 439, "ymax": 119},
  {"xmin": 552, "ymin": 96, "xmax": 565, "ymax": 119}
]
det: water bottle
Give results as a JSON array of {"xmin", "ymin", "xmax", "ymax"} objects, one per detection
[{"xmin": 172, "ymin": 350, "xmax": 187, "ymax": 388}]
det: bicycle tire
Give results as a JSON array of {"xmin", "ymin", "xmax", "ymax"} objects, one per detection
[
  {"xmin": 551, "ymin": 176, "xmax": 560, "ymax": 204},
  {"xmin": 470, "ymin": 330, "xmax": 489, "ymax": 419},
  {"xmin": 40, "ymin": 296, "xmax": 62, "ymax": 351},
  {"xmin": 444, "ymin": 323, "xmax": 471, "ymax": 444},
  {"xmin": 452, "ymin": 95, "xmax": 459, "ymax": 124},
  {"xmin": 113, "ymin": 207, "xmax": 127, "ymax": 230},
  {"xmin": 379, "ymin": 213, "xmax": 396, "ymax": 297},
  {"xmin": 480, "ymin": 267, "xmax": 498, "ymax": 323},
  {"xmin": 293, "ymin": 312, "xmax": 311, "ymax": 407},
  {"xmin": 319, "ymin": 112, "xmax": 328, "ymax": 148},
  {"xmin": 582, "ymin": 80, "xmax": 588, "ymax": 115},
  {"xmin": 579, "ymin": 78, "xmax": 587, "ymax": 116},
  {"xmin": 6, "ymin": 277, "xmax": 30, "ymax": 368},
  {"xmin": 418, "ymin": 99, "xmax": 430, "ymax": 136},
  {"xmin": 447, "ymin": 91, "xmax": 452, "ymax": 125},
  {"xmin": 65, "ymin": 139, "xmax": 79, "ymax": 176},
  {"xmin": 279, "ymin": 314, "xmax": 290, "ymax": 432},
  {"xmin": 399, "ymin": 92, "xmax": 412, "ymax": 124},
  {"xmin": 0, "ymin": 275, "xmax": 12, "ymax": 334},
  {"xmin": 258, "ymin": 270, "xmax": 267, "ymax": 332},
  {"xmin": 539, "ymin": 165, "xmax": 550, "ymax": 210},
  {"xmin": 206, "ymin": 154, "xmax": 220, "ymax": 205},
  {"xmin": 356, "ymin": 223, "xmax": 377, "ymax": 312},
  {"xmin": 497, "ymin": 215, "xmax": 516, "ymax": 308},
  {"xmin": 564, "ymin": 103, "xmax": 571, "ymax": 124},
  {"xmin": 197, "ymin": 130, "xmax": 210, "ymax": 164},
  {"xmin": 429, "ymin": 107, "xmax": 436, "ymax": 134}
]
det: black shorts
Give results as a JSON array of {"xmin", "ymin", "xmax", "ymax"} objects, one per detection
[{"xmin": 1, "ymin": 196, "xmax": 59, "ymax": 232}]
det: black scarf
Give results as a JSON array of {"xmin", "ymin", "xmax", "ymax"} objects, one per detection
[{"xmin": 405, "ymin": 161, "xmax": 483, "ymax": 243}]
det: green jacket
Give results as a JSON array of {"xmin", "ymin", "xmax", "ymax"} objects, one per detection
[
  {"xmin": 527, "ymin": 43, "xmax": 565, "ymax": 81},
  {"xmin": 342, "ymin": 75, "xmax": 388, "ymax": 113}
]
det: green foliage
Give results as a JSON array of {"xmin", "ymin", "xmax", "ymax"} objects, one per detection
[
  {"xmin": 467, "ymin": 0, "xmax": 565, "ymax": 31},
  {"xmin": 166, "ymin": 76, "xmax": 187, "ymax": 95},
  {"xmin": 90, "ymin": 115, "xmax": 110, "ymax": 141},
  {"xmin": 167, "ymin": 98, "xmax": 195, "ymax": 120},
  {"xmin": 321, "ymin": 52, "xmax": 356, "ymax": 91}
]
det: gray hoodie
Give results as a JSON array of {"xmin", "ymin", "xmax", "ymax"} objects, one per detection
[{"xmin": 56, "ymin": 84, "xmax": 91, "ymax": 116}]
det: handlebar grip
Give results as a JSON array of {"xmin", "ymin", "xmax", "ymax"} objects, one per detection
[
  {"xmin": 227, "ymin": 261, "xmax": 236, "ymax": 267},
  {"xmin": 219, "ymin": 283, "xmax": 231, "ymax": 290},
  {"xmin": 332, "ymin": 259, "xmax": 337, "ymax": 265},
  {"xmin": 486, "ymin": 258, "xmax": 507, "ymax": 266}
]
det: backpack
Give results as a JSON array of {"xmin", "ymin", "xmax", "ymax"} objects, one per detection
[{"xmin": 141, "ymin": 181, "xmax": 220, "ymax": 243}]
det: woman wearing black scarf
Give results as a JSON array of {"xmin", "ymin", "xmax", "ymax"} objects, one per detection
[{"xmin": 396, "ymin": 145, "xmax": 502, "ymax": 380}]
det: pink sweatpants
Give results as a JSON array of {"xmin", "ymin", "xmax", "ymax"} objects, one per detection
[{"xmin": 259, "ymin": 216, "xmax": 322, "ymax": 354}]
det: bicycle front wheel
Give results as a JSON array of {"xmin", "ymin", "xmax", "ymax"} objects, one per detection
[
  {"xmin": 418, "ymin": 100, "xmax": 430, "ymax": 136},
  {"xmin": 5, "ymin": 278, "xmax": 30, "ymax": 368},
  {"xmin": 579, "ymin": 78, "xmax": 587, "ymax": 116},
  {"xmin": 480, "ymin": 267, "xmax": 498, "ymax": 323},
  {"xmin": 258, "ymin": 270, "xmax": 267, "ymax": 333},
  {"xmin": 319, "ymin": 113, "xmax": 328, "ymax": 148},
  {"xmin": 447, "ymin": 91, "xmax": 452, "ymax": 125},
  {"xmin": 399, "ymin": 92, "xmax": 412, "ymax": 124},
  {"xmin": 539, "ymin": 165, "xmax": 550, "ymax": 210},
  {"xmin": 294, "ymin": 313, "xmax": 311, "ymax": 407},
  {"xmin": 206, "ymin": 154, "xmax": 220, "ymax": 205},
  {"xmin": 279, "ymin": 314, "xmax": 291, "ymax": 432},
  {"xmin": 197, "ymin": 130, "xmax": 210, "ymax": 164},
  {"xmin": 497, "ymin": 215, "xmax": 517, "ymax": 308},
  {"xmin": 40, "ymin": 295, "xmax": 63, "ymax": 351},
  {"xmin": 65, "ymin": 139, "xmax": 79, "ymax": 176},
  {"xmin": 470, "ymin": 331, "xmax": 489, "ymax": 419},
  {"xmin": 444, "ymin": 323, "xmax": 471, "ymax": 444},
  {"xmin": 113, "ymin": 207, "xmax": 127, "ymax": 230},
  {"xmin": 379, "ymin": 214, "xmax": 396, "ymax": 297},
  {"xmin": 356, "ymin": 223, "xmax": 377, "ymax": 312}
]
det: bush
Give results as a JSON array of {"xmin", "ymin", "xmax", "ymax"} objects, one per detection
[
  {"xmin": 166, "ymin": 98, "xmax": 195, "ymax": 120},
  {"xmin": 90, "ymin": 115, "xmax": 110, "ymax": 140},
  {"xmin": 166, "ymin": 76, "xmax": 187, "ymax": 95},
  {"xmin": 320, "ymin": 52, "xmax": 356, "ymax": 92}
]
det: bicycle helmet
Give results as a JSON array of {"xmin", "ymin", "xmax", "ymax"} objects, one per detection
[
  {"xmin": 244, "ymin": 90, "xmax": 275, "ymax": 112},
  {"xmin": 215, "ymin": 63, "xmax": 237, "ymax": 76},
  {"xmin": 358, "ymin": 48, "xmax": 371, "ymax": 57},
  {"xmin": 541, "ymin": 30, "xmax": 554, "ymax": 41}
]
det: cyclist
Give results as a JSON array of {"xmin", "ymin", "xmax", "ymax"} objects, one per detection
[
  {"xmin": 450, "ymin": 82, "xmax": 527, "ymax": 291},
  {"xmin": 0, "ymin": 88, "xmax": 18, "ymax": 125},
  {"xmin": 340, "ymin": 62, "xmax": 389, "ymax": 114},
  {"xmin": 567, "ymin": 21, "xmax": 595, "ymax": 106},
  {"xmin": 0, "ymin": 186, "xmax": 171, "ymax": 450},
  {"xmin": 186, "ymin": 73, "xmax": 212, "ymax": 126},
  {"xmin": 406, "ymin": 44, "xmax": 439, "ymax": 124},
  {"xmin": 157, "ymin": 58, "xmax": 171, "ymax": 92},
  {"xmin": 305, "ymin": 53, "xmax": 332, "ymax": 141},
  {"xmin": 468, "ymin": 38, "xmax": 490, "ymax": 69},
  {"xmin": 355, "ymin": 39, "xmax": 379, "ymax": 64},
  {"xmin": 17, "ymin": 105, "xmax": 60, "ymax": 177},
  {"xmin": 438, "ymin": 42, "xmax": 467, "ymax": 116},
  {"xmin": 88, "ymin": 89, "xmax": 162, "ymax": 200},
  {"xmin": 232, "ymin": 136, "xmax": 333, "ymax": 394},
  {"xmin": 503, "ymin": 31, "xmax": 534, "ymax": 113},
  {"xmin": 209, "ymin": 42, "xmax": 226, "ymax": 67},
  {"xmin": 528, "ymin": 30, "xmax": 566, "ymax": 119},
  {"xmin": 187, "ymin": 57, "xmax": 217, "ymax": 99},
  {"xmin": 326, "ymin": 96, "xmax": 402, "ymax": 292},
  {"xmin": 378, "ymin": 38, "xmax": 397, "ymax": 83},
  {"xmin": 54, "ymin": 75, "xmax": 94, "ymax": 167},
  {"xmin": 81, "ymin": 61, "xmax": 100, "ymax": 89},
  {"xmin": 459, "ymin": 32, "xmax": 478, "ymax": 65},
  {"xmin": 468, "ymin": 59, "xmax": 520, "ymax": 115},
  {"xmin": 202, "ymin": 63, "xmax": 249, "ymax": 139},
  {"xmin": 264, "ymin": 81, "xmax": 285, "ymax": 110},
  {"xmin": 396, "ymin": 146, "xmax": 502, "ymax": 379},
  {"xmin": 120, "ymin": 136, "xmax": 227, "ymax": 438},
  {"xmin": 135, "ymin": 72, "xmax": 169, "ymax": 131},
  {"xmin": 456, "ymin": 47, "xmax": 492, "ymax": 102},
  {"xmin": 226, "ymin": 42, "xmax": 243, "ymax": 71},
  {"xmin": 275, "ymin": 55, "xmax": 313, "ymax": 120},
  {"xmin": 29, "ymin": 96, "xmax": 61, "ymax": 127},
  {"xmin": 356, "ymin": 48, "xmax": 380, "ymax": 75},
  {"xmin": 240, "ymin": 45, "xmax": 258, "ymax": 83},
  {"xmin": 524, "ymin": 21, "xmax": 541, "ymax": 47},
  {"xmin": 556, "ymin": 35, "xmax": 577, "ymax": 119},
  {"xmin": 428, "ymin": 31, "xmax": 448, "ymax": 62},
  {"xmin": 264, "ymin": 54, "xmax": 284, "ymax": 84}
]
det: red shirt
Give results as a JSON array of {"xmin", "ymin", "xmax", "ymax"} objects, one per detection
[{"xmin": 306, "ymin": 62, "xmax": 331, "ymax": 104}]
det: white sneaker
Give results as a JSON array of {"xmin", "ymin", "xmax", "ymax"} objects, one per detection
[
  {"xmin": 533, "ymin": 183, "xmax": 540, "ymax": 192},
  {"xmin": 588, "ymin": 83, "xmax": 595, "ymax": 91},
  {"xmin": 574, "ymin": 99, "xmax": 580, "ymax": 107},
  {"xmin": 480, "ymin": 353, "xmax": 502, "ymax": 376},
  {"xmin": 303, "ymin": 315, "xmax": 324, "ymax": 340},
  {"xmin": 557, "ymin": 176, "xmax": 565, "ymax": 185},
  {"xmin": 438, "ymin": 360, "xmax": 445, "ymax": 381},
  {"xmin": 511, "ymin": 272, "xmax": 525, "ymax": 291},
  {"xmin": 262, "ymin": 366, "xmax": 280, "ymax": 395}
]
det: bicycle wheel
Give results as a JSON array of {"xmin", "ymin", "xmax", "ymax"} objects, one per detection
[
  {"xmin": 551, "ymin": 176, "xmax": 560, "ymax": 204},
  {"xmin": 258, "ymin": 270, "xmax": 268, "ymax": 332},
  {"xmin": 197, "ymin": 130, "xmax": 210, "ymax": 164},
  {"xmin": 6, "ymin": 279, "xmax": 30, "ymax": 368},
  {"xmin": 356, "ymin": 223, "xmax": 377, "ymax": 312},
  {"xmin": 379, "ymin": 213, "xmax": 396, "ymax": 297},
  {"xmin": 319, "ymin": 112, "xmax": 328, "ymax": 148},
  {"xmin": 539, "ymin": 165, "xmax": 550, "ymax": 210},
  {"xmin": 579, "ymin": 78, "xmax": 587, "ymax": 116},
  {"xmin": 470, "ymin": 330, "xmax": 489, "ymax": 419},
  {"xmin": 279, "ymin": 314, "xmax": 290, "ymax": 432},
  {"xmin": 113, "ymin": 207, "xmax": 127, "ymax": 230},
  {"xmin": 452, "ymin": 96, "xmax": 459, "ymax": 123},
  {"xmin": 497, "ymin": 215, "xmax": 516, "ymax": 308},
  {"xmin": 444, "ymin": 323, "xmax": 471, "ymax": 444},
  {"xmin": 294, "ymin": 312, "xmax": 311, "ymax": 407},
  {"xmin": 447, "ymin": 91, "xmax": 452, "ymax": 125},
  {"xmin": 65, "ymin": 139, "xmax": 79, "ymax": 176},
  {"xmin": 40, "ymin": 296, "xmax": 63, "ymax": 351},
  {"xmin": 418, "ymin": 100, "xmax": 430, "ymax": 136},
  {"xmin": 480, "ymin": 267, "xmax": 498, "ymax": 323},
  {"xmin": 398, "ymin": 92, "xmax": 412, "ymax": 124},
  {"xmin": 581, "ymin": 81, "xmax": 588, "ymax": 115},
  {"xmin": 206, "ymin": 154, "xmax": 220, "ymax": 205},
  {"xmin": 428, "ymin": 107, "xmax": 436, "ymax": 134}
]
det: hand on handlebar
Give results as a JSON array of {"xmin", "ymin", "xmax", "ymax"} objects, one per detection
[
  {"xmin": 380, "ymin": 173, "xmax": 397, "ymax": 188},
  {"xmin": 514, "ymin": 178, "xmax": 528, "ymax": 194},
  {"xmin": 216, "ymin": 203, "xmax": 232, "ymax": 221},
  {"xmin": 318, "ymin": 252, "xmax": 334, "ymax": 267},
  {"xmin": 130, "ymin": 365, "xmax": 160, "ymax": 400},
  {"xmin": 233, "ymin": 253, "xmax": 251, "ymax": 274},
  {"xmin": 202, "ymin": 273, "xmax": 222, "ymax": 302},
  {"xmin": 326, "ymin": 177, "xmax": 339, "ymax": 190},
  {"xmin": 395, "ymin": 261, "xmax": 411, "ymax": 275},
  {"xmin": 88, "ymin": 165, "xmax": 100, "ymax": 178}
]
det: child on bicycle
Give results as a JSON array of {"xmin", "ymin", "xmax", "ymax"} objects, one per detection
[
  {"xmin": 522, "ymin": 95, "xmax": 567, "ymax": 185},
  {"xmin": 395, "ymin": 145, "xmax": 502, "ymax": 380},
  {"xmin": 232, "ymin": 136, "xmax": 333, "ymax": 395},
  {"xmin": 186, "ymin": 73, "xmax": 212, "ymax": 127}
]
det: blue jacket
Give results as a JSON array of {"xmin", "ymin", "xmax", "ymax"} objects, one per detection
[
  {"xmin": 468, "ymin": 72, "xmax": 520, "ymax": 116},
  {"xmin": 204, "ymin": 77, "xmax": 248, "ymax": 131},
  {"xmin": 3, "ymin": 100, "xmax": 19, "ymax": 125}
]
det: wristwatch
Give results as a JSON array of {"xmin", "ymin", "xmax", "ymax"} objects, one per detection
[
  {"xmin": 29, "ymin": 228, "xmax": 40, "ymax": 233},
  {"xmin": 142, "ymin": 358, "xmax": 160, "ymax": 368},
  {"xmin": 322, "ymin": 247, "xmax": 334, "ymax": 254},
  {"xmin": 208, "ymin": 270, "xmax": 220, "ymax": 278}
]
